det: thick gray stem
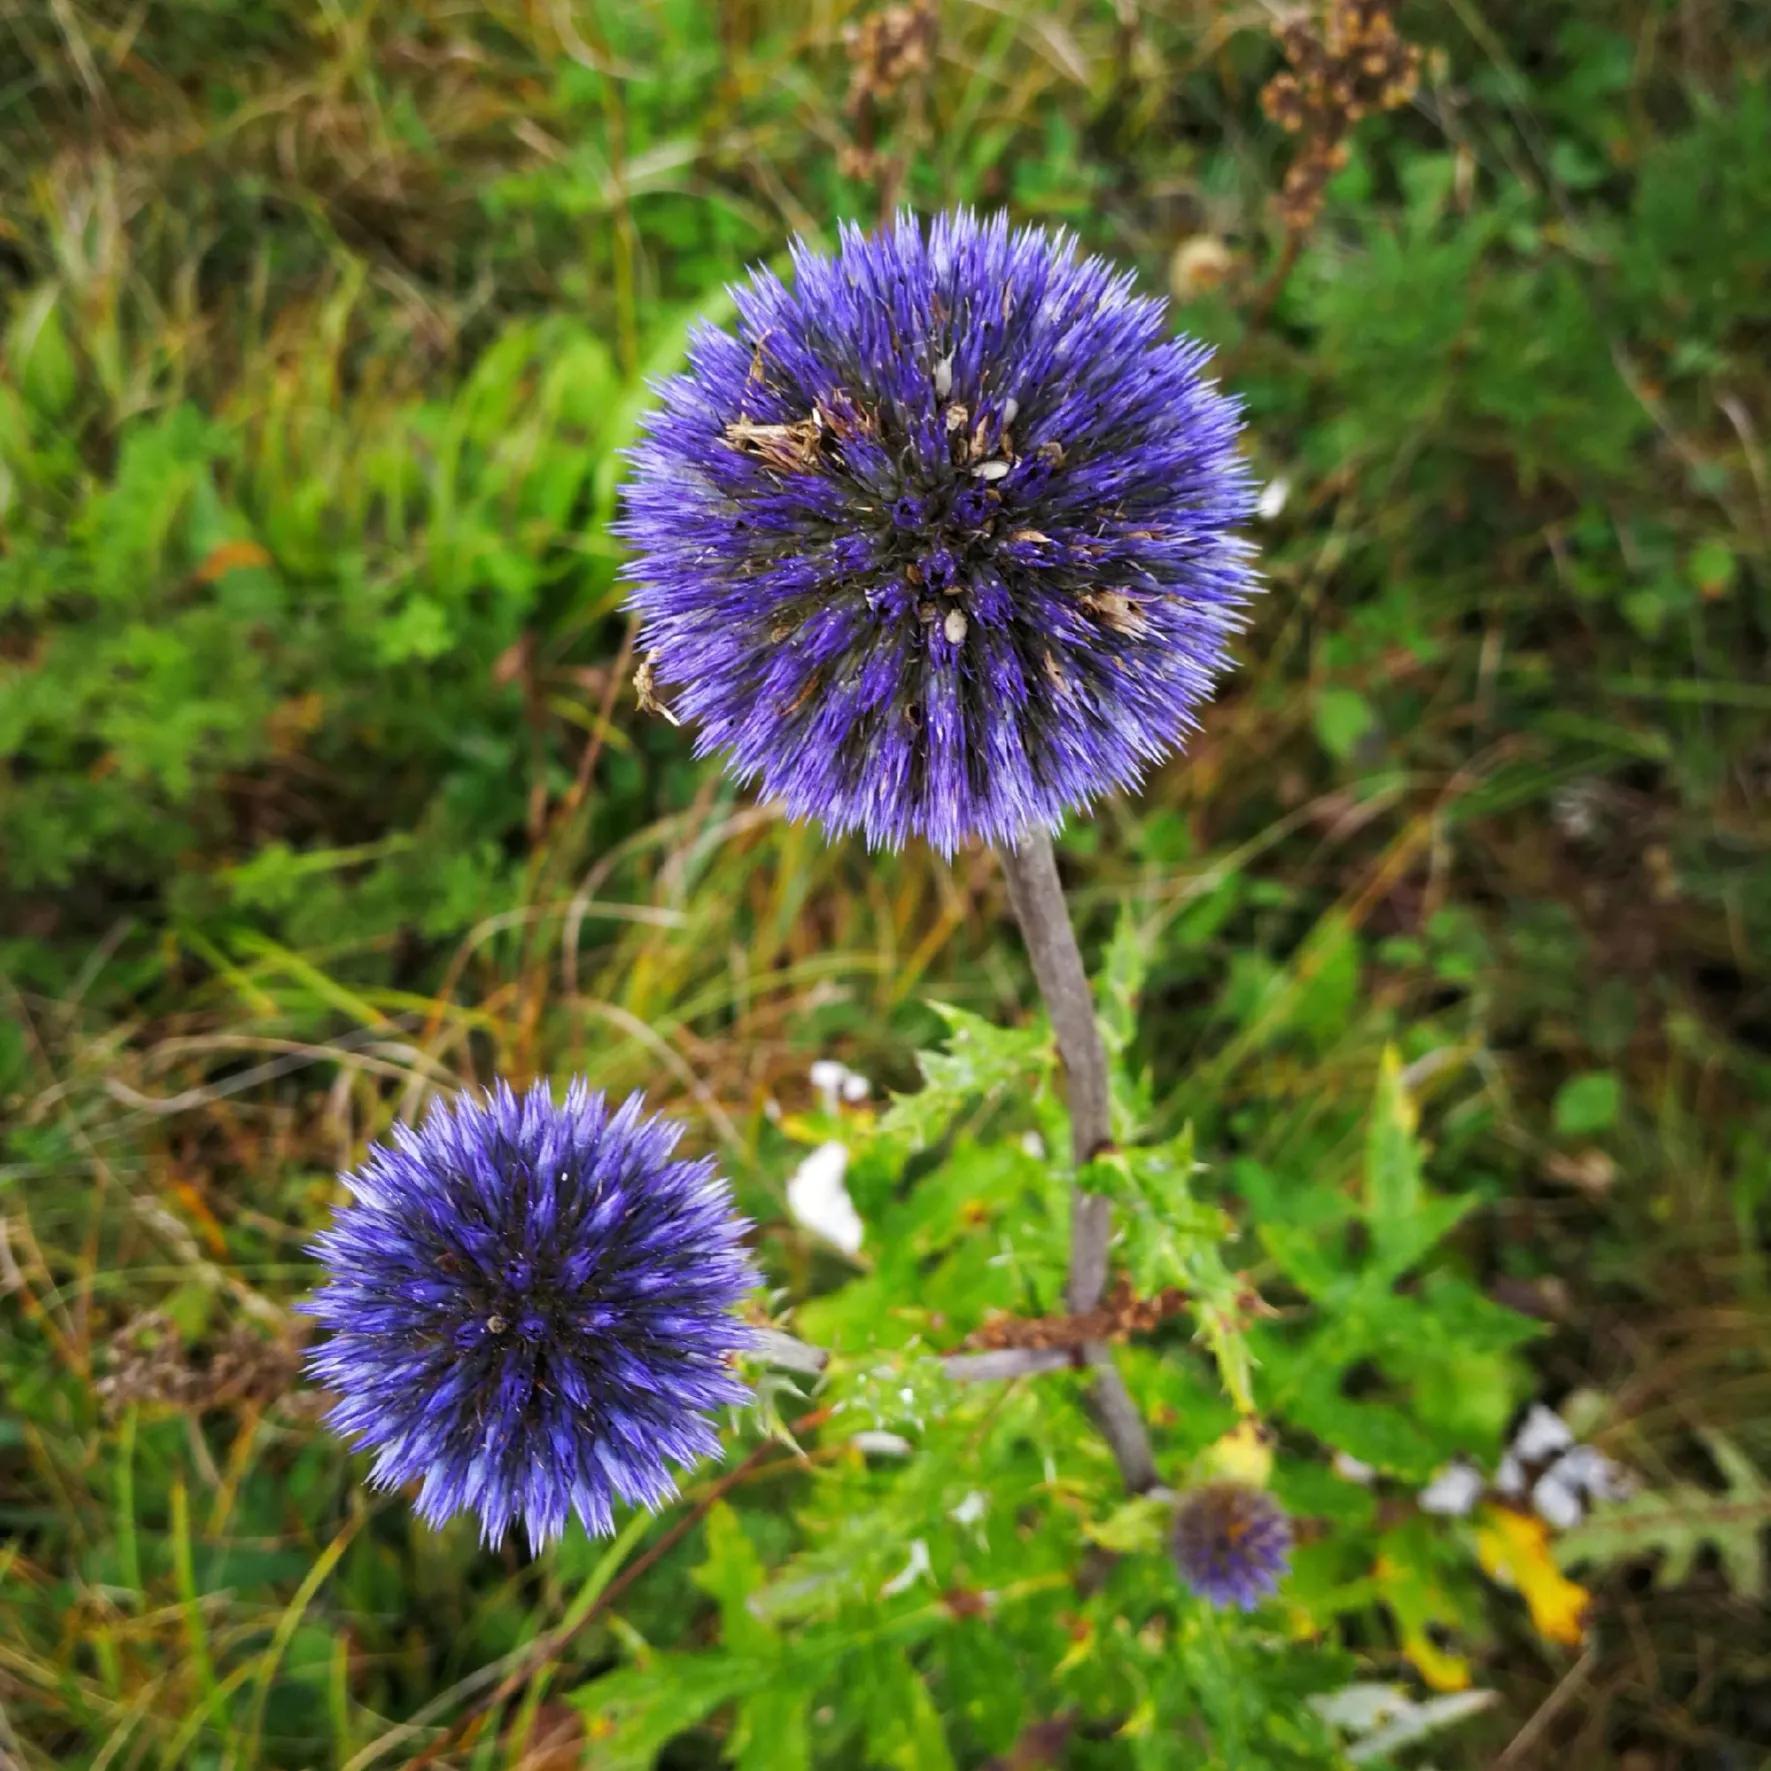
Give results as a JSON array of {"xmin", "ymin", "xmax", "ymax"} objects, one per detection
[
  {"xmin": 942, "ymin": 1347, "xmax": 1073, "ymax": 1383},
  {"xmin": 997, "ymin": 830, "xmax": 1113, "ymax": 1178},
  {"xmin": 998, "ymin": 829, "xmax": 1158, "ymax": 1494}
]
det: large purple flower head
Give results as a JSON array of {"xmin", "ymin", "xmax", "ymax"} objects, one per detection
[
  {"xmin": 620, "ymin": 210, "xmax": 1256, "ymax": 854},
  {"xmin": 303, "ymin": 1082, "xmax": 754, "ymax": 1550},
  {"xmin": 1172, "ymin": 1481, "xmax": 1294, "ymax": 1610}
]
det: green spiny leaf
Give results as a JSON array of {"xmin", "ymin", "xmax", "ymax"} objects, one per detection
[
  {"xmin": 877, "ymin": 1003, "xmax": 1049, "ymax": 1151},
  {"xmin": 1557, "ymin": 1431, "xmax": 1770, "ymax": 1599},
  {"xmin": 693, "ymin": 1502, "xmax": 775, "ymax": 1656},
  {"xmin": 1099, "ymin": 908, "xmax": 1151, "ymax": 1058},
  {"xmin": 1113, "ymin": 1134, "xmax": 1257, "ymax": 1410}
]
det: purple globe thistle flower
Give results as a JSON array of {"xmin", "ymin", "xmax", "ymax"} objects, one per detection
[
  {"xmin": 619, "ymin": 210, "xmax": 1256, "ymax": 854},
  {"xmin": 1172, "ymin": 1482, "xmax": 1293, "ymax": 1610},
  {"xmin": 303, "ymin": 1082, "xmax": 754, "ymax": 1550}
]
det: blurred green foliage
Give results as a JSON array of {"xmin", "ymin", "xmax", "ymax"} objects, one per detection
[{"xmin": 2, "ymin": 1, "xmax": 1768, "ymax": 1767}]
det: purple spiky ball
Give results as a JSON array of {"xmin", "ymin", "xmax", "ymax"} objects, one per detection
[
  {"xmin": 1172, "ymin": 1482, "xmax": 1293, "ymax": 1610},
  {"xmin": 303, "ymin": 1083, "xmax": 754, "ymax": 1550},
  {"xmin": 619, "ymin": 210, "xmax": 1256, "ymax": 854}
]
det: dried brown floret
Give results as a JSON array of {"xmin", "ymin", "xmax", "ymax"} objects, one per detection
[
  {"xmin": 964, "ymin": 1278, "xmax": 1189, "ymax": 1353},
  {"xmin": 722, "ymin": 415, "xmax": 824, "ymax": 473},
  {"xmin": 1260, "ymin": 1, "xmax": 1423, "ymax": 233},
  {"xmin": 97, "ymin": 1310, "xmax": 306, "ymax": 1418}
]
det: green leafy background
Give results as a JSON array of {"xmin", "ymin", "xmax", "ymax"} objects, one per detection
[{"xmin": 2, "ymin": 2, "xmax": 1767, "ymax": 1766}]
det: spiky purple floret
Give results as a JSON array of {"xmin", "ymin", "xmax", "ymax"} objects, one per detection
[
  {"xmin": 1172, "ymin": 1482, "xmax": 1293, "ymax": 1610},
  {"xmin": 619, "ymin": 209, "xmax": 1256, "ymax": 855},
  {"xmin": 302, "ymin": 1082, "xmax": 754, "ymax": 1551}
]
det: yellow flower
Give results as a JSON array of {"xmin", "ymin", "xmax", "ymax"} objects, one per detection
[
  {"xmin": 1372, "ymin": 1553, "xmax": 1472, "ymax": 1692},
  {"xmin": 1196, "ymin": 1418, "xmax": 1276, "ymax": 1489},
  {"xmin": 1476, "ymin": 1506, "xmax": 1591, "ymax": 1647}
]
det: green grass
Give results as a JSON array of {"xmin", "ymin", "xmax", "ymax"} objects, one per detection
[{"xmin": 3, "ymin": 1, "xmax": 1769, "ymax": 1765}]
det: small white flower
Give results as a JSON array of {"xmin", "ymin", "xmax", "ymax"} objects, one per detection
[
  {"xmin": 1554, "ymin": 1443, "xmax": 1634, "ymax": 1502},
  {"xmin": 1256, "ymin": 476, "xmax": 1291, "ymax": 521},
  {"xmin": 880, "ymin": 1538, "xmax": 933, "ymax": 1598},
  {"xmin": 852, "ymin": 1430, "xmax": 913, "ymax": 1458},
  {"xmin": 1332, "ymin": 1451, "xmax": 1377, "ymax": 1486},
  {"xmin": 1310, "ymin": 1684, "xmax": 1411, "ymax": 1732},
  {"xmin": 1418, "ymin": 1459, "xmax": 1484, "ymax": 1517},
  {"xmin": 1495, "ymin": 1451, "xmax": 1527, "ymax": 1496},
  {"xmin": 810, "ymin": 1059, "xmax": 871, "ymax": 1111},
  {"xmin": 786, "ymin": 1141, "xmax": 863, "ymax": 1256},
  {"xmin": 950, "ymin": 1490, "xmax": 988, "ymax": 1527},
  {"xmin": 1511, "ymin": 1403, "xmax": 1575, "ymax": 1464},
  {"xmin": 1531, "ymin": 1467, "xmax": 1586, "ymax": 1530},
  {"xmin": 1020, "ymin": 1130, "xmax": 1046, "ymax": 1159},
  {"xmin": 809, "ymin": 1059, "xmax": 847, "ymax": 1113},
  {"xmin": 1311, "ymin": 1684, "xmax": 1498, "ymax": 1764},
  {"xmin": 1532, "ymin": 1443, "xmax": 1634, "ymax": 1527}
]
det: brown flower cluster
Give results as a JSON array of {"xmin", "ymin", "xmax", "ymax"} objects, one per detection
[
  {"xmin": 1261, "ymin": 0, "xmax": 1423, "ymax": 231},
  {"xmin": 839, "ymin": 0, "xmax": 938, "ymax": 184},
  {"xmin": 965, "ymin": 1278, "xmax": 1188, "ymax": 1353},
  {"xmin": 96, "ymin": 1311, "xmax": 308, "ymax": 1418}
]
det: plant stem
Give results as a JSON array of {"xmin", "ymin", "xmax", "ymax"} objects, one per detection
[
  {"xmin": 998, "ymin": 830, "xmax": 1113, "ymax": 1174},
  {"xmin": 998, "ymin": 828, "xmax": 1159, "ymax": 1495}
]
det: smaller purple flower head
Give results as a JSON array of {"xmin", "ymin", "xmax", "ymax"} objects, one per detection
[
  {"xmin": 619, "ymin": 209, "xmax": 1256, "ymax": 855},
  {"xmin": 303, "ymin": 1082, "xmax": 754, "ymax": 1551},
  {"xmin": 1171, "ymin": 1482, "xmax": 1293, "ymax": 1610}
]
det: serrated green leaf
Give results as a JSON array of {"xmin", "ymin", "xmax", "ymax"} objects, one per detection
[
  {"xmin": 1259, "ymin": 1224, "xmax": 1352, "ymax": 1301},
  {"xmin": 572, "ymin": 1651, "xmax": 759, "ymax": 1769},
  {"xmin": 1557, "ymin": 1431, "xmax": 1769, "ymax": 1600},
  {"xmin": 855, "ymin": 1643, "xmax": 956, "ymax": 1771},
  {"xmin": 1100, "ymin": 914, "xmax": 1158, "ymax": 1136},
  {"xmin": 1365, "ymin": 1193, "xmax": 1476, "ymax": 1285},
  {"xmin": 1086, "ymin": 1494, "xmax": 1172, "ymax": 1555},
  {"xmin": 1405, "ymin": 1273, "xmax": 1542, "ymax": 1356},
  {"xmin": 1281, "ymin": 1383, "xmax": 1442, "ymax": 1481},
  {"xmin": 733, "ymin": 1682, "xmax": 814, "ymax": 1771},
  {"xmin": 693, "ymin": 1502, "xmax": 774, "ymax": 1656},
  {"xmin": 1369, "ymin": 1519, "xmax": 1475, "ymax": 1691},
  {"xmin": 1113, "ymin": 1133, "xmax": 1256, "ymax": 1409},
  {"xmin": 1193, "ymin": 1293, "xmax": 1258, "ymax": 1417},
  {"xmin": 877, "ymin": 1003, "xmax": 1049, "ymax": 1151},
  {"xmin": 1099, "ymin": 909, "xmax": 1151, "ymax": 1058}
]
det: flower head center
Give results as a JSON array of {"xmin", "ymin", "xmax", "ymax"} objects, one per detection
[{"xmin": 853, "ymin": 384, "xmax": 1059, "ymax": 650}]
